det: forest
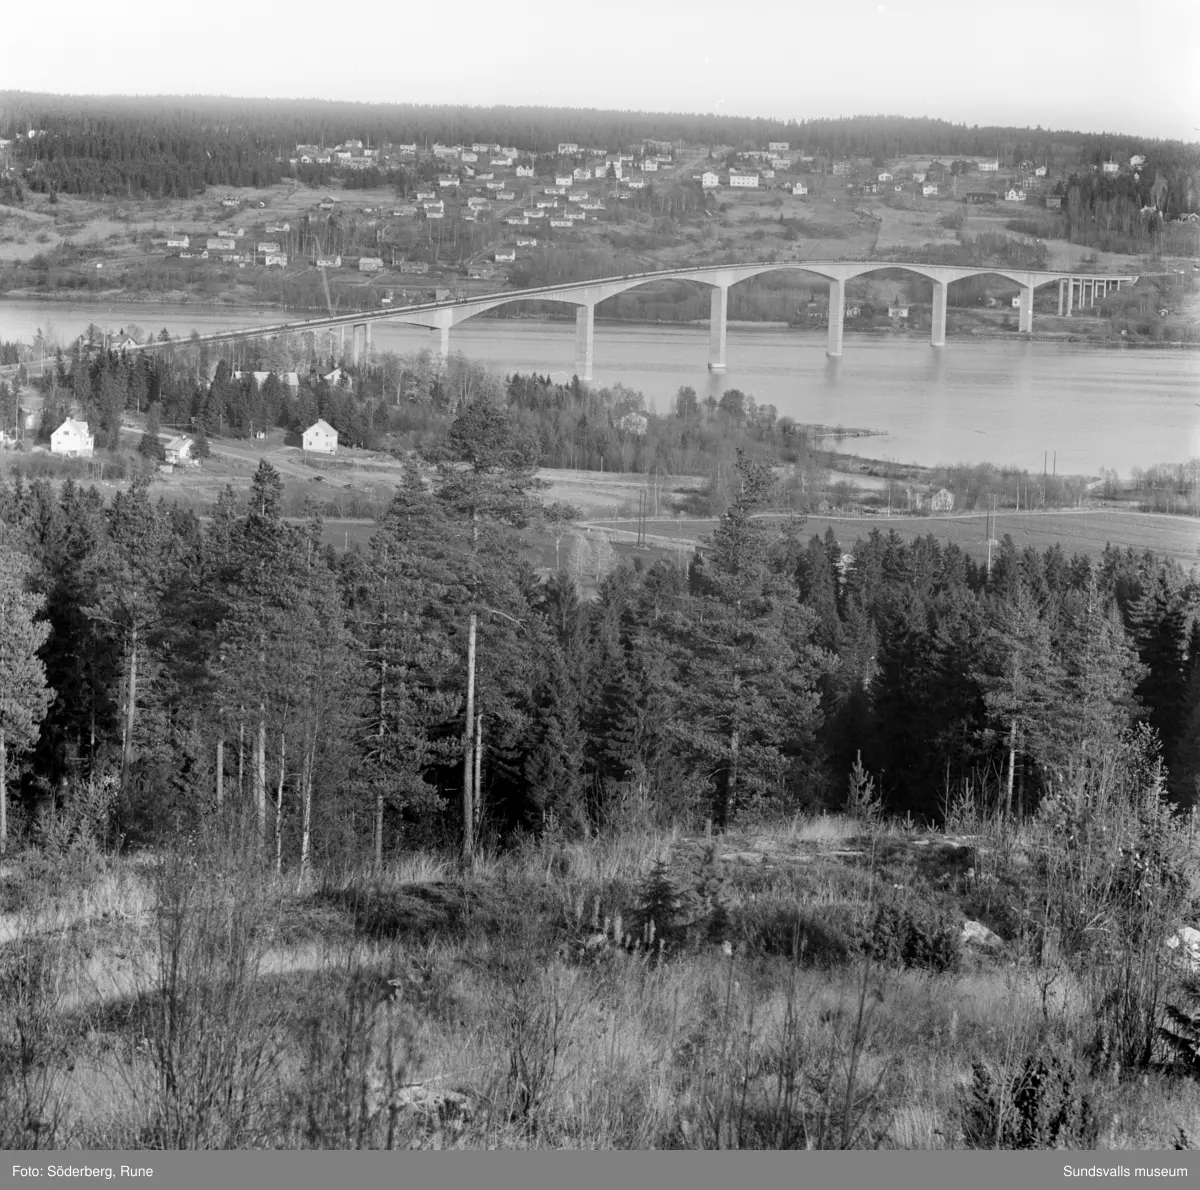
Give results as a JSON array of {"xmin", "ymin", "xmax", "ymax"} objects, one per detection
[
  {"xmin": 0, "ymin": 387, "xmax": 1197, "ymax": 866},
  {"xmin": 3, "ymin": 92, "xmax": 1198, "ymax": 204}
]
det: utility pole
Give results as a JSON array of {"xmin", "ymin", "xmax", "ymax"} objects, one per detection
[{"xmin": 462, "ymin": 613, "xmax": 477, "ymax": 863}]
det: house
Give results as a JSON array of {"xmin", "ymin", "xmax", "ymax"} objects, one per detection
[
  {"xmin": 729, "ymin": 172, "xmax": 759, "ymax": 188},
  {"xmin": 887, "ymin": 306, "xmax": 909, "ymax": 318},
  {"xmin": 555, "ymin": 175, "xmax": 573, "ymax": 187},
  {"xmin": 266, "ymin": 222, "xmax": 290, "ymax": 233},
  {"xmin": 494, "ymin": 249, "xmax": 516, "ymax": 262},
  {"xmin": 912, "ymin": 171, "xmax": 927, "ymax": 183},
  {"xmin": 515, "ymin": 237, "xmax": 538, "ymax": 246},
  {"xmin": 302, "ymin": 419, "xmax": 338, "ymax": 455},
  {"xmin": 1130, "ymin": 154, "xmax": 1146, "ymax": 168},
  {"xmin": 557, "ymin": 142, "xmax": 579, "ymax": 154},
  {"xmin": 498, "ymin": 191, "xmax": 515, "ymax": 201},
  {"xmin": 617, "ymin": 411, "xmax": 649, "ymax": 436},
  {"xmin": 922, "ymin": 184, "xmax": 939, "ymax": 197},
  {"xmin": 965, "ymin": 191, "xmax": 997, "ymax": 205},
  {"xmin": 768, "ymin": 141, "xmax": 789, "ymax": 153},
  {"xmin": 316, "ymin": 255, "xmax": 342, "ymax": 268},
  {"xmin": 257, "ymin": 241, "xmax": 281, "ymax": 254},
  {"xmin": 423, "ymin": 200, "xmax": 445, "ymax": 213},
  {"xmin": 515, "ymin": 165, "xmax": 535, "ymax": 177},
  {"xmin": 792, "ymin": 183, "xmax": 808, "ymax": 196},
  {"xmin": 318, "ymin": 198, "xmax": 336, "ymax": 211},
  {"xmin": 1005, "ymin": 188, "xmax": 1026, "ymax": 202},
  {"xmin": 490, "ymin": 156, "xmax": 513, "ymax": 167},
  {"xmin": 207, "ymin": 237, "xmax": 235, "ymax": 252},
  {"xmin": 166, "ymin": 235, "xmax": 189, "ymax": 249},
  {"xmin": 878, "ymin": 171, "xmax": 893, "ymax": 182},
  {"xmin": 164, "ymin": 436, "xmax": 193, "ymax": 465},
  {"xmin": 461, "ymin": 152, "xmax": 478, "ymax": 164},
  {"xmin": 399, "ymin": 260, "xmax": 429, "ymax": 274},
  {"xmin": 549, "ymin": 219, "xmax": 574, "ymax": 228},
  {"xmin": 1102, "ymin": 161, "xmax": 1119, "ymax": 175},
  {"xmin": 1045, "ymin": 195, "xmax": 1063, "ymax": 210},
  {"xmin": 467, "ymin": 197, "xmax": 490, "ymax": 210},
  {"xmin": 220, "ymin": 197, "xmax": 239, "ymax": 209},
  {"xmin": 644, "ymin": 160, "xmax": 658, "ymax": 172},
  {"xmin": 437, "ymin": 176, "xmax": 458, "ymax": 189},
  {"xmin": 506, "ymin": 216, "xmax": 530, "ymax": 226},
  {"xmin": 979, "ymin": 160, "xmax": 999, "ymax": 172},
  {"xmin": 426, "ymin": 210, "xmax": 444, "ymax": 220},
  {"xmin": 108, "ymin": 334, "xmax": 139, "ymax": 352},
  {"xmin": 761, "ymin": 170, "xmax": 774, "ymax": 180},
  {"xmin": 845, "ymin": 305, "xmax": 861, "ymax": 317},
  {"xmin": 264, "ymin": 253, "xmax": 287, "ymax": 267},
  {"xmin": 1035, "ymin": 165, "xmax": 1047, "ymax": 177},
  {"xmin": 50, "ymin": 418, "xmax": 94, "ymax": 458},
  {"xmin": 702, "ymin": 171, "xmax": 720, "ymax": 188},
  {"xmin": 931, "ymin": 488, "xmax": 955, "ymax": 513},
  {"xmin": 359, "ymin": 257, "xmax": 384, "ymax": 272}
]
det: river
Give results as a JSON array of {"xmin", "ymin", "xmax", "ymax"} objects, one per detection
[{"xmin": 2, "ymin": 298, "xmax": 1197, "ymax": 476}]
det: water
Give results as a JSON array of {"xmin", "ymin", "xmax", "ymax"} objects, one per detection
[{"xmin": 3, "ymin": 299, "xmax": 1197, "ymax": 475}]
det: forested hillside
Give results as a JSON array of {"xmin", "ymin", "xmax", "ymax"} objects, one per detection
[
  {"xmin": 2, "ymin": 92, "xmax": 1197, "ymax": 201},
  {"xmin": 0, "ymin": 413, "xmax": 1196, "ymax": 862}
]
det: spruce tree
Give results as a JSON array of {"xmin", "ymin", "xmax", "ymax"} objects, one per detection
[{"xmin": 0, "ymin": 535, "xmax": 52, "ymax": 854}]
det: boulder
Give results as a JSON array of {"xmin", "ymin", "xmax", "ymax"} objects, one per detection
[
  {"xmin": 1166, "ymin": 926, "xmax": 1200, "ymax": 971},
  {"xmin": 961, "ymin": 919, "xmax": 1003, "ymax": 950}
]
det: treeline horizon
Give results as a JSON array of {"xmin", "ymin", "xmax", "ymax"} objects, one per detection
[{"xmin": 3, "ymin": 92, "xmax": 1197, "ymax": 200}]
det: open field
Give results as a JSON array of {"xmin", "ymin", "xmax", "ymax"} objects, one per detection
[
  {"xmin": 624, "ymin": 509, "xmax": 1200, "ymax": 568},
  {"xmin": 4, "ymin": 807, "xmax": 1200, "ymax": 1150}
]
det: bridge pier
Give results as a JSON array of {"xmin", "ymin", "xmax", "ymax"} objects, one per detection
[
  {"xmin": 1017, "ymin": 281, "xmax": 1036, "ymax": 331},
  {"xmin": 708, "ymin": 286, "xmax": 728, "ymax": 371},
  {"xmin": 826, "ymin": 278, "xmax": 845, "ymax": 357},
  {"xmin": 931, "ymin": 279, "xmax": 947, "ymax": 347},
  {"xmin": 1066, "ymin": 279, "xmax": 1074, "ymax": 317},
  {"xmin": 365, "ymin": 322, "xmax": 372, "ymax": 365},
  {"xmin": 574, "ymin": 303, "xmax": 595, "ymax": 382},
  {"xmin": 1058, "ymin": 279, "xmax": 1064, "ymax": 316},
  {"xmin": 351, "ymin": 323, "xmax": 366, "ymax": 365},
  {"xmin": 430, "ymin": 323, "xmax": 450, "ymax": 360},
  {"xmin": 1018, "ymin": 285, "xmax": 1034, "ymax": 334}
]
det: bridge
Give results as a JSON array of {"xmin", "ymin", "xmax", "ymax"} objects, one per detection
[{"xmin": 124, "ymin": 260, "xmax": 1139, "ymax": 382}]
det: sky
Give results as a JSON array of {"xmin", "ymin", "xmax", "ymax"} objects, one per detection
[{"xmin": 6, "ymin": 0, "xmax": 1199, "ymax": 143}]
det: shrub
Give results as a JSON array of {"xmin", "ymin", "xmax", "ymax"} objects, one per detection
[
  {"xmin": 962, "ymin": 1048, "xmax": 1099, "ymax": 1149},
  {"xmin": 860, "ymin": 902, "xmax": 961, "ymax": 973}
]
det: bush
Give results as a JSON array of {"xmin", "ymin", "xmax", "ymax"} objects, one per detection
[
  {"xmin": 962, "ymin": 1048, "xmax": 1099, "ymax": 1149},
  {"xmin": 860, "ymin": 901, "xmax": 961, "ymax": 973}
]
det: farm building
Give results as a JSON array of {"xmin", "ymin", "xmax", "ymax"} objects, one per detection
[
  {"xmin": 931, "ymin": 488, "xmax": 955, "ymax": 513},
  {"xmin": 302, "ymin": 419, "xmax": 338, "ymax": 454},
  {"xmin": 164, "ymin": 436, "xmax": 194, "ymax": 464},
  {"xmin": 50, "ymin": 418, "xmax": 94, "ymax": 457}
]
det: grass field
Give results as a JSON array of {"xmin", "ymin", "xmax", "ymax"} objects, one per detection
[{"xmin": 4, "ymin": 802, "xmax": 1200, "ymax": 1150}]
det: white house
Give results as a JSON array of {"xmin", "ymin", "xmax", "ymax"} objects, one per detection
[
  {"xmin": 979, "ymin": 161, "xmax": 999, "ymax": 172},
  {"xmin": 359, "ymin": 257, "xmax": 384, "ymax": 272},
  {"xmin": 702, "ymin": 171, "xmax": 720, "ymax": 188},
  {"xmin": 1102, "ymin": 161, "xmax": 1119, "ymax": 175},
  {"xmin": 207, "ymin": 237, "xmax": 235, "ymax": 251},
  {"xmin": 768, "ymin": 141, "xmax": 790, "ymax": 152},
  {"xmin": 1005, "ymin": 188, "xmax": 1027, "ymax": 202},
  {"xmin": 257, "ymin": 241, "xmax": 281, "ymax": 254},
  {"xmin": 515, "ymin": 165, "xmax": 535, "ymax": 177},
  {"xmin": 887, "ymin": 306, "xmax": 909, "ymax": 319},
  {"xmin": 50, "ymin": 418, "xmax": 94, "ymax": 458},
  {"xmin": 644, "ymin": 160, "xmax": 658, "ymax": 172},
  {"xmin": 235, "ymin": 371, "xmax": 301, "ymax": 390},
  {"xmin": 302, "ymin": 419, "xmax": 338, "ymax": 454},
  {"xmin": 166, "ymin": 235, "xmax": 189, "ymax": 249},
  {"xmin": 617, "ymin": 411, "xmax": 649, "ymax": 436},
  {"xmin": 923, "ymin": 184, "xmax": 939, "ymax": 197},
  {"xmin": 878, "ymin": 171, "xmax": 893, "ymax": 182},
  {"xmin": 555, "ymin": 175, "xmax": 573, "ymax": 187},
  {"xmin": 1035, "ymin": 165, "xmax": 1048, "ymax": 177},
  {"xmin": 931, "ymin": 488, "xmax": 955, "ymax": 512},
  {"xmin": 164, "ymin": 435, "xmax": 193, "ymax": 464},
  {"xmin": 264, "ymin": 253, "xmax": 287, "ymax": 267},
  {"xmin": 316, "ymin": 255, "xmax": 342, "ymax": 268},
  {"xmin": 729, "ymin": 172, "xmax": 759, "ymax": 188},
  {"xmin": 792, "ymin": 182, "xmax": 808, "ymax": 196},
  {"xmin": 1130, "ymin": 154, "xmax": 1146, "ymax": 168},
  {"xmin": 494, "ymin": 249, "xmax": 516, "ymax": 262},
  {"xmin": 557, "ymin": 142, "xmax": 579, "ymax": 154}
]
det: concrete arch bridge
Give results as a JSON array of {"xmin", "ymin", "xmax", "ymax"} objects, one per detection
[{"xmin": 131, "ymin": 261, "xmax": 1139, "ymax": 382}]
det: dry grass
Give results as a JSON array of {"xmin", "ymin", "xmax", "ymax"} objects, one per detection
[{"xmin": 2, "ymin": 806, "xmax": 1198, "ymax": 1149}]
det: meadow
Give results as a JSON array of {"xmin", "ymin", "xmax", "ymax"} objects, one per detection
[{"xmin": 4, "ymin": 777, "xmax": 1200, "ymax": 1151}]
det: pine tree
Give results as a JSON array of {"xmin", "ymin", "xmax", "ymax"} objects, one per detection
[
  {"xmin": 139, "ymin": 401, "xmax": 165, "ymax": 460},
  {"xmin": 0, "ymin": 535, "xmax": 52, "ymax": 854}
]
